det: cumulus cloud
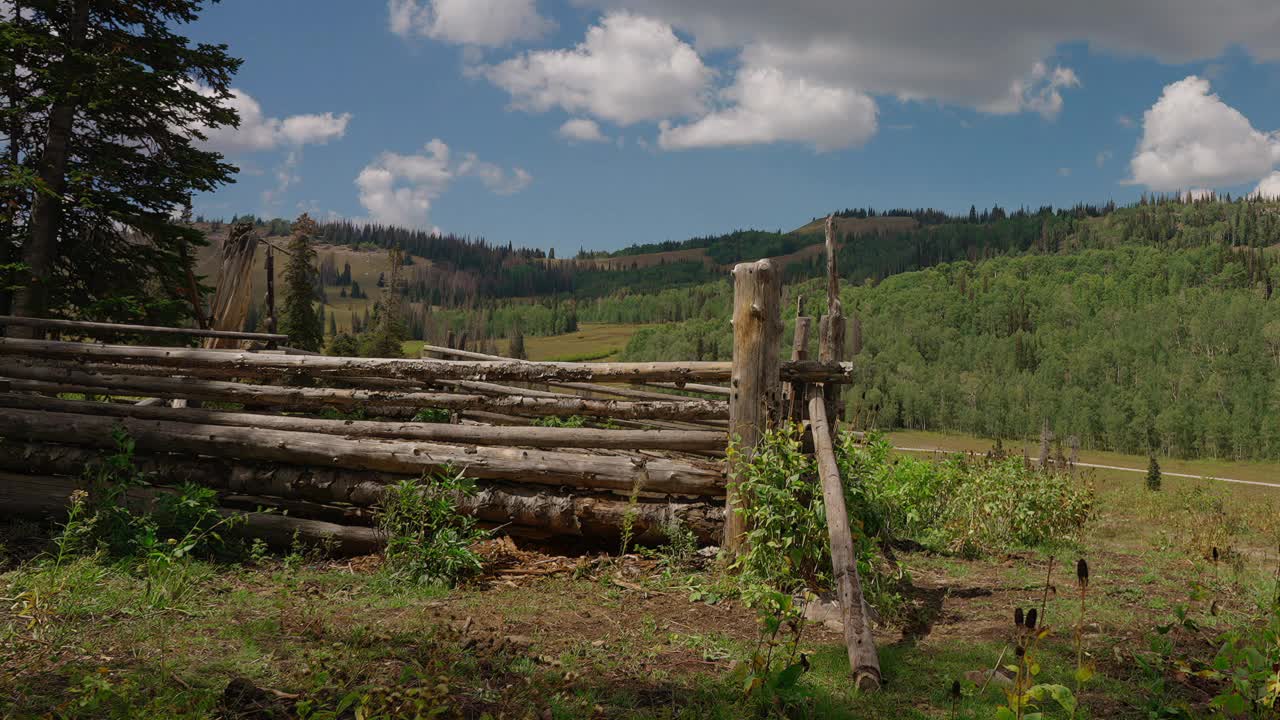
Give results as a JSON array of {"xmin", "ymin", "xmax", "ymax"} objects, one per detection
[
  {"xmin": 1253, "ymin": 172, "xmax": 1280, "ymax": 199},
  {"xmin": 581, "ymin": 1, "xmax": 1279, "ymax": 107},
  {"xmin": 980, "ymin": 63, "xmax": 1080, "ymax": 119},
  {"xmin": 481, "ymin": 13, "xmax": 713, "ymax": 126},
  {"xmin": 189, "ymin": 85, "xmax": 351, "ymax": 153},
  {"xmin": 355, "ymin": 139, "xmax": 531, "ymax": 228},
  {"xmin": 559, "ymin": 118, "xmax": 609, "ymax": 143},
  {"xmin": 658, "ymin": 63, "xmax": 877, "ymax": 152},
  {"xmin": 1129, "ymin": 76, "xmax": 1280, "ymax": 191},
  {"xmin": 388, "ymin": 0, "xmax": 552, "ymax": 47}
]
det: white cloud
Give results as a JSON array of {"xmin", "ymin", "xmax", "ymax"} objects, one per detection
[
  {"xmin": 1252, "ymin": 172, "xmax": 1280, "ymax": 199},
  {"xmin": 261, "ymin": 150, "xmax": 302, "ymax": 208},
  {"xmin": 1096, "ymin": 150, "xmax": 1112, "ymax": 168},
  {"xmin": 388, "ymin": 0, "xmax": 552, "ymax": 47},
  {"xmin": 481, "ymin": 12, "xmax": 713, "ymax": 126},
  {"xmin": 1129, "ymin": 76, "xmax": 1280, "ymax": 190},
  {"xmin": 577, "ymin": 0, "xmax": 1280, "ymax": 122},
  {"xmin": 559, "ymin": 118, "xmax": 609, "ymax": 143},
  {"xmin": 980, "ymin": 63, "xmax": 1080, "ymax": 119},
  {"xmin": 189, "ymin": 85, "xmax": 351, "ymax": 153},
  {"xmin": 1117, "ymin": 114, "xmax": 1135, "ymax": 128},
  {"xmin": 658, "ymin": 63, "xmax": 876, "ymax": 152},
  {"xmin": 355, "ymin": 139, "xmax": 531, "ymax": 228},
  {"xmin": 456, "ymin": 152, "xmax": 533, "ymax": 194},
  {"xmin": 1185, "ymin": 188, "xmax": 1215, "ymax": 200}
]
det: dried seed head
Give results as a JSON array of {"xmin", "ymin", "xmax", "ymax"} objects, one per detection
[
  {"xmin": 1014, "ymin": 607, "xmax": 1024, "ymax": 627},
  {"xmin": 1077, "ymin": 558, "xmax": 1089, "ymax": 588},
  {"xmin": 951, "ymin": 679, "xmax": 961, "ymax": 699},
  {"xmin": 1015, "ymin": 645, "xmax": 1025, "ymax": 658},
  {"xmin": 1025, "ymin": 608, "xmax": 1038, "ymax": 630},
  {"xmin": 1212, "ymin": 546, "xmax": 1220, "ymax": 563}
]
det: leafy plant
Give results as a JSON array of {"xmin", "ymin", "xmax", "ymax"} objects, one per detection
[
  {"xmin": 532, "ymin": 415, "xmax": 588, "ymax": 428},
  {"xmin": 377, "ymin": 468, "xmax": 487, "ymax": 586},
  {"xmin": 411, "ymin": 407, "xmax": 451, "ymax": 423},
  {"xmin": 730, "ymin": 589, "xmax": 813, "ymax": 715}
]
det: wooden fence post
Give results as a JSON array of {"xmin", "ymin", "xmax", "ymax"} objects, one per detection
[
  {"xmin": 725, "ymin": 259, "xmax": 782, "ymax": 554},
  {"xmin": 818, "ymin": 215, "xmax": 846, "ymax": 422},
  {"xmin": 264, "ymin": 244, "xmax": 277, "ymax": 349},
  {"xmin": 784, "ymin": 316, "xmax": 812, "ymax": 422}
]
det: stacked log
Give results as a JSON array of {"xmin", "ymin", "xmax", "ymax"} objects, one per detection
[{"xmin": 1, "ymin": 441, "xmax": 724, "ymax": 546}]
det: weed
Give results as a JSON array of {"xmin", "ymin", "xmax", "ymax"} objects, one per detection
[
  {"xmin": 657, "ymin": 515, "xmax": 699, "ymax": 572},
  {"xmin": 533, "ymin": 414, "xmax": 588, "ymax": 428},
  {"xmin": 411, "ymin": 406, "xmax": 450, "ymax": 423},
  {"xmin": 377, "ymin": 468, "xmax": 487, "ymax": 586},
  {"xmin": 617, "ymin": 478, "xmax": 645, "ymax": 557}
]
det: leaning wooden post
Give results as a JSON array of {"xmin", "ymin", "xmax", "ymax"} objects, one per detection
[
  {"xmin": 808, "ymin": 383, "xmax": 882, "ymax": 690},
  {"xmin": 724, "ymin": 259, "xmax": 782, "ymax": 555}
]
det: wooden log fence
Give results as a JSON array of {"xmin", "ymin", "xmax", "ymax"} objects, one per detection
[
  {"xmin": 0, "ymin": 407, "xmax": 724, "ymax": 495},
  {"xmin": 0, "ymin": 314, "xmax": 289, "ymax": 343},
  {"xmin": 0, "ymin": 442, "xmax": 724, "ymax": 546},
  {"xmin": 0, "ymin": 393, "xmax": 725, "ymax": 451},
  {"xmin": 0, "ymin": 362, "xmax": 726, "ymax": 422}
]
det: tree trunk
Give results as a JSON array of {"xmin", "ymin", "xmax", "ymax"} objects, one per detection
[
  {"xmin": 0, "ymin": 337, "xmax": 847, "ymax": 384},
  {"xmin": 807, "ymin": 385, "xmax": 881, "ymax": 690},
  {"xmin": 0, "ymin": 442, "xmax": 724, "ymax": 545},
  {"xmin": 1, "ymin": 471, "xmax": 382, "ymax": 554},
  {"xmin": 11, "ymin": 0, "xmax": 91, "ymax": 331},
  {"xmin": 0, "ymin": 407, "xmax": 725, "ymax": 495},
  {"xmin": 0, "ymin": 393, "xmax": 726, "ymax": 451},
  {"xmin": 0, "ymin": 362, "xmax": 726, "ymax": 421},
  {"xmin": 724, "ymin": 259, "xmax": 782, "ymax": 554}
]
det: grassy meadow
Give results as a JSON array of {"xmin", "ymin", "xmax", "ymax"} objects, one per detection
[{"xmin": 5, "ymin": 433, "xmax": 1280, "ymax": 718}]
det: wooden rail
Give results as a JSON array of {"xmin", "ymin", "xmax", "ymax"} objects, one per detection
[
  {"xmin": 0, "ymin": 337, "xmax": 849, "ymax": 383},
  {"xmin": 0, "ymin": 314, "xmax": 289, "ymax": 343},
  {"xmin": 0, "ymin": 394, "xmax": 725, "ymax": 451}
]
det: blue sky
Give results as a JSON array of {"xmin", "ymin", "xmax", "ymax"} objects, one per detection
[{"xmin": 188, "ymin": 0, "xmax": 1280, "ymax": 254}]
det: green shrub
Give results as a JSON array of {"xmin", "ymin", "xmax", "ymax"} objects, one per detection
[
  {"xmin": 54, "ymin": 428, "xmax": 240, "ymax": 563},
  {"xmin": 840, "ymin": 433, "xmax": 1095, "ymax": 557},
  {"xmin": 729, "ymin": 427, "xmax": 1095, "ymax": 604},
  {"xmin": 729, "ymin": 424, "xmax": 882, "ymax": 607},
  {"xmin": 378, "ymin": 469, "xmax": 487, "ymax": 586}
]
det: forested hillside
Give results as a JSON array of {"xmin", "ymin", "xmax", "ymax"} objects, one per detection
[{"xmin": 612, "ymin": 197, "xmax": 1280, "ymax": 460}]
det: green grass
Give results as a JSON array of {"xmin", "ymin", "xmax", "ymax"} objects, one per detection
[
  {"xmin": 514, "ymin": 322, "xmax": 643, "ymax": 361},
  {"xmin": 7, "ymin": 440, "xmax": 1280, "ymax": 717}
]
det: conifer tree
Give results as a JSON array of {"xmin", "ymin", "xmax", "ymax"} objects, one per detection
[
  {"xmin": 280, "ymin": 214, "xmax": 323, "ymax": 351},
  {"xmin": 1146, "ymin": 455, "xmax": 1162, "ymax": 491},
  {"xmin": 4, "ymin": 1, "xmax": 242, "ymax": 325},
  {"xmin": 359, "ymin": 248, "xmax": 407, "ymax": 357}
]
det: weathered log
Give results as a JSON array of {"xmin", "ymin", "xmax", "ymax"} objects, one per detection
[
  {"xmin": 0, "ymin": 471, "xmax": 381, "ymax": 555},
  {"xmin": 808, "ymin": 385, "xmax": 881, "ymax": 690},
  {"xmin": 0, "ymin": 393, "xmax": 726, "ymax": 451},
  {"xmin": 0, "ymin": 314, "xmax": 287, "ymax": 343},
  {"xmin": 0, "ymin": 443, "xmax": 724, "ymax": 545},
  {"xmin": 0, "ymin": 362, "xmax": 727, "ymax": 421},
  {"xmin": 725, "ymin": 259, "xmax": 783, "ymax": 553},
  {"xmin": 783, "ymin": 316, "xmax": 813, "ymax": 422},
  {"xmin": 0, "ymin": 338, "xmax": 737, "ymax": 382},
  {"xmin": 821, "ymin": 215, "xmax": 848, "ymax": 422},
  {"xmin": 0, "ymin": 408, "xmax": 725, "ymax": 495},
  {"xmin": 419, "ymin": 343, "xmax": 732, "ymax": 399}
]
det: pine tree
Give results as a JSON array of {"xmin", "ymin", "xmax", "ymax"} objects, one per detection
[
  {"xmin": 359, "ymin": 248, "xmax": 407, "ymax": 357},
  {"xmin": 280, "ymin": 214, "xmax": 323, "ymax": 351},
  {"xmin": 328, "ymin": 311, "xmax": 337, "ymax": 337},
  {"xmin": 5, "ymin": 1, "xmax": 242, "ymax": 326},
  {"xmin": 1146, "ymin": 455, "xmax": 1162, "ymax": 491}
]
